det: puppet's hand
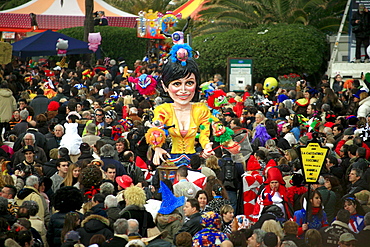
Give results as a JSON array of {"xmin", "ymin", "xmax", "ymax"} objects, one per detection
[
  {"xmin": 201, "ymin": 142, "xmax": 214, "ymax": 159},
  {"xmin": 153, "ymin": 147, "xmax": 170, "ymax": 166}
]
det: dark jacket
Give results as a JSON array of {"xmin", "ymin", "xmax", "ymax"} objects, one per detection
[
  {"xmin": 101, "ymin": 157, "xmax": 127, "ymax": 176},
  {"xmin": 30, "ymin": 94, "xmax": 50, "ymax": 116},
  {"xmin": 106, "ymin": 207, "xmax": 121, "ymax": 229},
  {"xmin": 344, "ymin": 178, "xmax": 370, "ymax": 199},
  {"xmin": 146, "ymin": 239, "xmax": 174, "ymax": 247},
  {"xmin": 12, "ymin": 145, "xmax": 47, "ymax": 167},
  {"xmin": 13, "ymin": 128, "xmax": 47, "ymax": 152},
  {"xmin": 77, "ymin": 214, "xmax": 113, "ymax": 247},
  {"xmin": 119, "ymin": 204, "xmax": 155, "ymax": 237},
  {"xmin": 85, "ymin": 203, "xmax": 108, "ymax": 218},
  {"xmin": 47, "ymin": 211, "xmax": 84, "ymax": 247},
  {"xmin": 175, "ymin": 212, "xmax": 202, "ymax": 238},
  {"xmin": 102, "ymin": 235, "xmax": 128, "ymax": 247},
  {"xmin": 319, "ymin": 220, "xmax": 354, "ymax": 247},
  {"xmin": 316, "ymin": 186, "xmax": 337, "ymax": 223},
  {"xmin": 351, "ymin": 10, "xmax": 370, "ymax": 38},
  {"xmin": 43, "ymin": 160, "xmax": 58, "ymax": 178},
  {"xmin": 357, "ymin": 225, "xmax": 370, "ymax": 247},
  {"xmin": 281, "ymin": 234, "xmax": 306, "ymax": 247},
  {"xmin": 122, "ymin": 161, "xmax": 144, "ymax": 185}
]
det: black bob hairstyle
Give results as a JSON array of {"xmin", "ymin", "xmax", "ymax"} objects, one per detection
[{"xmin": 160, "ymin": 57, "xmax": 200, "ymax": 102}]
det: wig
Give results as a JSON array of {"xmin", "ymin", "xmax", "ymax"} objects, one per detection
[
  {"xmin": 53, "ymin": 186, "xmax": 84, "ymax": 212},
  {"xmin": 124, "ymin": 185, "xmax": 146, "ymax": 207}
]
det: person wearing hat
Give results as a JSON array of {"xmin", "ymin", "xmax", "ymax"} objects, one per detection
[
  {"xmin": 77, "ymin": 142, "xmax": 94, "ymax": 164},
  {"xmin": 118, "ymin": 185, "xmax": 155, "ymax": 237},
  {"xmin": 116, "ymin": 175, "xmax": 133, "ymax": 191},
  {"xmin": 141, "ymin": 227, "xmax": 170, "ymax": 247},
  {"xmin": 338, "ymin": 232, "xmax": 357, "ymax": 247},
  {"xmin": 192, "ymin": 211, "xmax": 228, "ymax": 246},
  {"xmin": 253, "ymin": 167, "xmax": 291, "ymax": 222},
  {"xmin": 62, "ymin": 230, "xmax": 81, "ymax": 246},
  {"xmin": 82, "ymin": 122, "xmax": 100, "ymax": 146},
  {"xmin": 242, "ymin": 155, "xmax": 263, "ymax": 221}
]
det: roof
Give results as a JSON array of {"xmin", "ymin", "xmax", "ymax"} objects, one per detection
[{"xmin": 0, "ymin": 0, "xmax": 137, "ymax": 32}]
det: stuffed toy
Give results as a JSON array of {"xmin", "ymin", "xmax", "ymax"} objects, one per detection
[
  {"xmin": 263, "ymin": 77, "xmax": 278, "ymax": 95},
  {"xmin": 210, "ymin": 120, "xmax": 241, "ymax": 154},
  {"xmin": 56, "ymin": 38, "xmax": 68, "ymax": 56},
  {"xmin": 129, "ymin": 74, "xmax": 157, "ymax": 96},
  {"xmin": 88, "ymin": 32, "xmax": 101, "ymax": 52},
  {"xmin": 207, "ymin": 90, "xmax": 228, "ymax": 110}
]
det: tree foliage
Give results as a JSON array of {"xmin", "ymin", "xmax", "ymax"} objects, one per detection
[
  {"xmin": 195, "ymin": 0, "xmax": 347, "ymax": 36},
  {"xmin": 58, "ymin": 26, "xmax": 147, "ymax": 68},
  {"xmin": 193, "ymin": 23, "xmax": 328, "ymax": 81},
  {"xmin": 0, "ymin": 0, "xmax": 30, "ymax": 10}
]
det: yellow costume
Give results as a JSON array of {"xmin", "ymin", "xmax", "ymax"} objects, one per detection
[{"xmin": 152, "ymin": 102, "xmax": 215, "ymax": 154}]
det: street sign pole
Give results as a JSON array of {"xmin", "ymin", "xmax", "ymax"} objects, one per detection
[{"xmin": 297, "ymin": 133, "xmax": 329, "ymax": 224}]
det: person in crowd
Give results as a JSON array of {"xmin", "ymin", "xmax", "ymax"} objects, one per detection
[
  {"xmin": 220, "ymin": 204, "xmax": 234, "ymax": 235},
  {"xmin": 357, "ymin": 211, "xmax": 370, "ymax": 246},
  {"xmin": 294, "ymin": 190, "xmax": 329, "ymax": 237},
  {"xmin": 320, "ymin": 209, "xmax": 353, "ymax": 247},
  {"xmin": 195, "ymin": 189, "xmax": 211, "ymax": 213},
  {"xmin": 119, "ymin": 185, "xmax": 155, "ymax": 237},
  {"xmin": 208, "ymin": 184, "xmax": 231, "ymax": 214},
  {"xmin": 247, "ymin": 229, "xmax": 266, "ymax": 247},
  {"xmin": 173, "ymin": 165, "xmax": 197, "ymax": 199},
  {"xmin": 51, "ymin": 158, "xmax": 70, "ymax": 192},
  {"xmin": 311, "ymin": 175, "xmax": 337, "ymax": 223},
  {"xmin": 351, "ymin": 4, "xmax": 370, "ymax": 63},
  {"xmin": 343, "ymin": 197, "xmax": 365, "ymax": 233}
]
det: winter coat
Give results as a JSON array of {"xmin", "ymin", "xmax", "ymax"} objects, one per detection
[
  {"xmin": 351, "ymin": 10, "xmax": 370, "ymax": 38},
  {"xmin": 101, "ymin": 157, "xmax": 127, "ymax": 177},
  {"xmin": 316, "ymin": 186, "xmax": 337, "ymax": 223},
  {"xmin": 106, "ymin": 207, "xmax": 121, "ymax": 229},
  {"xmin": 294, "ymin": 208, "xmax": 328, "ymax": 237},
  {"xmin": 47, "ymin": 211, "xmax": 84, "ymax": 247},
  {"xmin": 344, "ymin": 179, "xmax": 370, "ymax": 199},
  {"xmin": 319, "ymin": 220, "xmax": 354, "ymax": 247},
  {"xmin": 0, "ymin": 88, "xmax": 16, "ymax": 123},
  {"xmin": 76, "ymin": 214, "xmax": 113, "ymax": 247},
  {"xmin": 30, "ymin": 94, "xmax": 50, "ymax": 116},
  {"xmin": 175, "ymin": 212, "xmax": 202, "ymax": 238},
  {"xmin": 119, "ymin": 204, "xmax": 156, "ymax": 237},
  {"xmin": 15, "ymin": 186, "xmax": 45, "ymax": 221},
  {"xmin": 155, "ymin": 209, "xmax": 183, "ymax": 244},
  {"xmin": 357, "ymin": 225, "xmax": 370, "ymax": 247},
  {"xmin": 102, "ymin": 235, "xmax": 129, "ymax": 247},
  {"xmin": 357, "ymin": 96, "xmax": 370, "ymax": 117},
  {"xmin": 122, "ymin": 161, "xmax": 144, "ymax": 185}
]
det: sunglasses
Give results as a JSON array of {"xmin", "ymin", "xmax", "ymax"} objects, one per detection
[{"xmin": 96, "ymin": 114, "xmax": 103, "ymax": 116}]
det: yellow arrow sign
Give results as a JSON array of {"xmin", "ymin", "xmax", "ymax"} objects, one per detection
[{"xmin": 300, "ymin": 142, "xmax": 329, "ymax": 183}]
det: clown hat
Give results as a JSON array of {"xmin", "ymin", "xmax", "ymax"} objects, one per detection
[
  {"xmin": 158, "ymin": 180, "xmax": 185, "ymax": 215},
  {"xmin": 264, "ymin": 166, "xmax": 285, "ymax": 185},
  {"xmin": 247, "ymin": 155, "xmax": 261, "ymax": 171},
  {"xmin": 266, "ymin": 159, "xmax": 277, "ymax": 169}
]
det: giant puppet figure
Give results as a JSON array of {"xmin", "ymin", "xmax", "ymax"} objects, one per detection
[{"xmin": 145, "ymin": 31, "xmax": 215, "ymax": 166}]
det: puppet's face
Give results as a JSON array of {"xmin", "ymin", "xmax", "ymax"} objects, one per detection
[
  {"xmin": 212, "ymin": 122, "xmax": 226, "ymax": 137},
  {"xmin": 165, "ymin": 73, "xmax": 196, "ymax": 106},
  {"xmin": 263, "ymin": 77, "xmax": 278, "ymax": 94},
  {"xmin": 138, "ymin": 74, "xmax": 152, "ymax": 89}
]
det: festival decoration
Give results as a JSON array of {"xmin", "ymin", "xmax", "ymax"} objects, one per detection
[
  {"xmin": 129, "ymin": 74, "xmax": 157, "ymax": 96},
  {"xmin": 263, "ymin": 77, "xmax": 278, "ymax": 95},
  {"xmin": 56, "ymin": 38, "xmax": 68, "ymax": 56},
  {"xmin": 207, "ymin": 90, "xmax": 228, "ymax": 110},
  {"xmin": 210, "ymin": 119, "xmax": 241, "ymax": 154},
  {"xmin": 88, "ymin": 32, "xmax": 101, "ymax": 52}
]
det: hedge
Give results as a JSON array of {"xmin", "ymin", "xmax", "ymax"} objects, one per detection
[
  {"xmin": 192, "ymin": 23, "xmax": 329, "ymax": 82},
  {"xmin": 58, "ymin": 26, "xmax": 147, "ymax": 69}
]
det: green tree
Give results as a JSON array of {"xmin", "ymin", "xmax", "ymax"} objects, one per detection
[
  {"xmin": 192, "ymin": 23, "xmax": 328, "ymax": 82},
  {"xmin": 195, "ymin": 0, "xmax": 347, "ymax": 35},
  {"xmin": 58, "ymin": 26, "xmax": 147, "ymax": 68}
]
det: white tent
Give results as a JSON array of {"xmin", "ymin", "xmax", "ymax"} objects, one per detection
[{"xmin": 0, "ymin": 0, "xmax": 137, "ymax": 32}]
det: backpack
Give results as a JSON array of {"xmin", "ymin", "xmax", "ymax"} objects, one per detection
[{"xmin": 222, "ymin": 159, "xmax": 237, "ymax": 190}]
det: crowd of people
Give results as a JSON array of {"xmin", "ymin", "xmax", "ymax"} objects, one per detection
[{"xmin": 0, "ymin": 52, "xmax": 370, "ymax": 247}]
